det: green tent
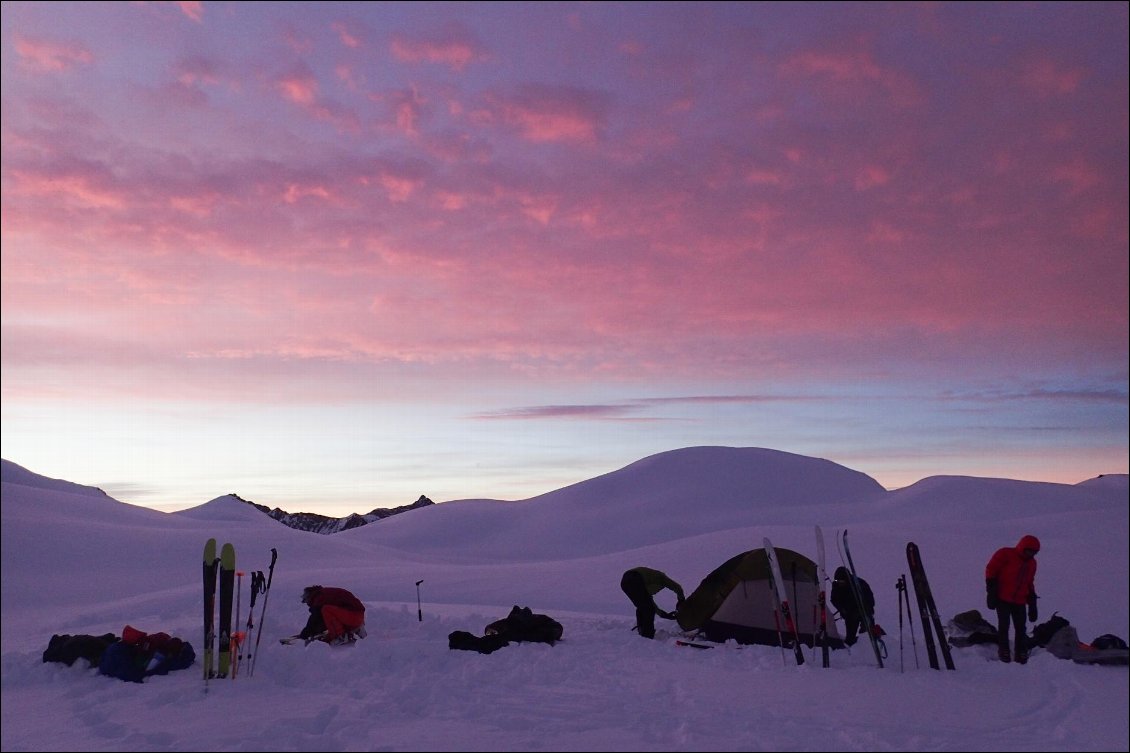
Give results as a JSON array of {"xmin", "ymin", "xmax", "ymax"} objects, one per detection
[{"xmin": 678, "ymin": 547, "xmax": 845, "ymax": 648}]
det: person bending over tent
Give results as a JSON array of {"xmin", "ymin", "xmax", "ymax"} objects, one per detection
[
  {"xmin": 284, "ymin": 585, "xmax": 367, "ymax": 645},
  {"xmin": 620, "ymin": 567, "xmax": 685, "ymax": 639},
  {"xmin": 985, "ymin": 534, "xmax": 1040, "ymax": 664},
  {"xmin": 831, "ymin": 566, "xmax": 877, "ymax": 647}
]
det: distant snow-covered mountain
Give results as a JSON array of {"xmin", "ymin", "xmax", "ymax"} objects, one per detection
[
  {"xmin": 352, "ymin": 446, "xmax": 892, "ymax": 559},
  {"xmin": 0, "ymin": 458, "xmax": 434, "ymax": 535},
  {"xmin": 0, "ymin": 459, "xmax": 110, "ymax": 499},
  {"xmin": 166, "ymin": 491, "xmax": 436, "ymax": 534},
  {"xmin": 237, "ymin": 493, "xmax": 436, "ymax": 534}
]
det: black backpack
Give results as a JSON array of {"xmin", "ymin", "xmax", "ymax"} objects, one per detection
[
  {"xmin": 1090, "ymin": 634, "xmax": 1129, "ymax": 651},
  {"xmin": 484, "ymin": 605, "xmax": 564, "ymax": 644},
  {"xmin": 43, "ymin": 633, "xmax": 119, "ymax": 667},
  {"xmin": 1031, "ymin": 613, "xmax": 1070, "ymax": 647}
]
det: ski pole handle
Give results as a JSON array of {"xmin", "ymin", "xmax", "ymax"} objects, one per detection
[{"xmin": 265, "ymin": 548, "xmax": 278, "ymax": 585}]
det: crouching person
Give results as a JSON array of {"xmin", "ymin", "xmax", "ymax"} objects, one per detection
[{"xmin": 285, "ymin": 585, "xmax": 366, "ymax": 645}]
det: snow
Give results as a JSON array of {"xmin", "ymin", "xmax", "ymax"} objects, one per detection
[{"xmin": 2, "ymin": 447, "xmax": 1127, "ymax": 752}]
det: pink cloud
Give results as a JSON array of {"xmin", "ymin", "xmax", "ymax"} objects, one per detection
[
  {"xmin": 353, "ymin": 161, "xmax": 428, "ymax": 203},
  {"xmin": 390, "ymin": 23, "xmax": 490, "ymax": 72},
  {"xmin": 282, "ymin": 183, "xmax": 333, "ymax": 204},
  {"xmin": 866, "ymin": 221, "xmax": 906, "ymax": 244},
  {"xmin": 1021, "ymin": 57, "xmax": 1085, "ymax": 97},
  {"xmin": 485, "ymin": 84, "xmax": 608, "ymax": 144},
  {"xmin": 518, "ymin": 195, "xmax": 557, "ymax": 225},
  {"xmin": 619, "ymin": 40, "xmax": 644, "ymax": 56},
  {"xmin": 13, "ymin": 35, "xmax": 94, "ymax": 73},
  {"xmin": 168, "ymin": 194, "xmax": 219, "ymax": 218},
  {"xmin": 282, "ymin": 26, "xmax": 315, "ymax": 55},
  {"xmin": 276, "ymin": 70, "xmax": 318, "ymax": 105},
  {"xmin": 380, "ymin": 87, "xmax": 427, "ymax": 137},
  {"xmin": 335, "ymin": 64, "xmax": 359, "ymax": 90},
  {"xmin": 173, "ymin": 57, "xmax": 223, "ymax": 88},
  {"xmin": 175, "ymin": 1, "xmax": 203, "ymax": 23},
  {"xmin": 332, "ymin": 21, "xmax": 362, "ymax": 49},
  {"xmin": 854, "ymin": 164, "xmax": 891, "ymax": 190},
  {"xmin": 779, "ymin": 42, "xmax": 921, "ymax": 108},
  {"xmin": 1050, "ymin": 159, "xmax": 1102, "ymax": 195},
  {"xmin": 377, "ymin": 174, "xmax": 420, "ymax": 203},
  {"xmin": 272, "ymin": 66, "xmax": 362, "ymax": 133},
  {"xmin": 745, "ymin": 169, "xmax": 782, "ymax": 186},
  {"xmin": 434, "ymin": 191, "xmax": 467, "ymax": 211},
  {"xmin": 9, "ymin": 170, "xmax": 125, "ymax": 209}
]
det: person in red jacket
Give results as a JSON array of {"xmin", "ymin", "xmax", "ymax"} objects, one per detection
[
  {"xmin": 288, "ymin": 585, "xmax": 366, "ymax": 645},
  {"xmin": 985, "ymin": 535, "xmax": 1040, "ymax": 664}
]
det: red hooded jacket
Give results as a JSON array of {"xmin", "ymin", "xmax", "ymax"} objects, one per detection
[
  {"xmin": 301, "ymin": 586, "xmax": 365, "ymax": 641},
  {"xmin": 985, "ymin": 535, "xmax": 1040, "ymax": 605},
  {"xmin": 306, "ymin": 587, "xmax": 364, "ymax": 613}
]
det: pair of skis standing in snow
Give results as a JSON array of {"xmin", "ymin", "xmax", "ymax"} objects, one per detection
[
  {"xmin": 202, "ymin": 540, "xmax": 276, "ymax": 687},
  {"xmin": 762, "ymin": 528, "xmax": 955, "ymax": 671}
]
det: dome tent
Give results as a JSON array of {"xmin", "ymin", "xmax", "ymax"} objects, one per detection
[{"xmin": 678, "ymin": 546, "xmax": 845, "ymax": 648}]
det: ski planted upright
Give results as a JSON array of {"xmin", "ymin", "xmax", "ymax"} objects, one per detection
[
  {"xmin": 763, "ymin": 538, "xmax": 805, "ymax": 666},
  {"xmin": 906, "ymin": 544, "xmax": 939, "ymax": 669},
  {"xmin": 217, "ymin": 542, "xmax": 236, "ymax": 678},
  {"xmin": 905, "ymin": 542, "xmax": 955, "ymax": 670},
  {"xmin": 203, "ymin": 538, "xmax": 218, "ymax": 681},
  {"xmin": 839, "ymin": 530, "xmax": 885, "ymax": 668},
  {"xmin": 814, "ymin": 526, "xmax": 831, "ymax": 668}
]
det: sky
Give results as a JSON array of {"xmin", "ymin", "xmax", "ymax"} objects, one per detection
[
  {"xmin": 1, "ymin": 2, "xmax": 1127, "ymax": 517},
  {"xmin": 1, "ymin": 448, "xmax": 1127, "ymax": 752}
]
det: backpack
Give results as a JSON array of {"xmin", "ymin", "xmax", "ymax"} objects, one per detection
[
  {"xmin": 947, "ymin": 609, "xmax": 998, "ymax": 647},
  {"xmin": 98, "ymin": 625, "xmax": 196, "ymax": 683},
  {"xmin": 1090, "ymin": 634, "xmax": 1128, "ymax": 651},
  {"xmin": 43, "ymin": 633, "xmax": 119, "ymax": 667},
  {"xmin": 484, "ymin": 605, "xmax": 564, "ymax": 644},
  {"xmin": 447, "ymin": 630, "xmax": 510, "ymax": 655},
  {"xmin": 1031, "ymin": 613, "xmax": 1070, "ymax": 648}
]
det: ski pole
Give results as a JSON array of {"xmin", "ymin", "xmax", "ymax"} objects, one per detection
[
  {"xmin": 241, "ymin": 571, "xmax": 264, "ymax": 669},
  {"xmin": 903, "ymin": 573, "xmax": 920, "ymax": 668},
  {"xmin": 248, "ymin": 548, "xmax": 277, "ymax": 677},
  {"xmin": 232, "ymin": 571, "xmax": 243, "ymax": 678},
  {"xmin": 415, "ymin": 580, "xmax": 424, "ymax": 622},
  {"xmin": 896, "ymin": 576, "xmax": 905, "ymax": 673}
]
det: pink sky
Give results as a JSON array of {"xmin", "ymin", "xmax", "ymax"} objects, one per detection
[{"xmin": 1, "ymin": 2, "xmax": 1126, "ymax": 515}]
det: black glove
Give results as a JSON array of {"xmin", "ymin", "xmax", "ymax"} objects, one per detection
[
  {"xmin": 1027, "ymin": 594, "xmax": 1038, "ymax": 622},
  {"xmin": 657, "ymin": 609, "xmax": 676, "ymax": 621},
  {"xmin": 985, "ymin": 579, "xmax": 999, "ymax": 610}
]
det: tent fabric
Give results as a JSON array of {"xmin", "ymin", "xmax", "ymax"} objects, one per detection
[{"xmin": 677, "ymin": 547, "xmax": 845, "ymax": 648}]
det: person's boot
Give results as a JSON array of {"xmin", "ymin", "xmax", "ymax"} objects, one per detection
[
  {"xmin": 998, "ymin": 643, "xmax": 1011, "ymax": 663},
  {"xmin": 1015, "ymin": 640, "xmax": 1028, "ymax": 664}
]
